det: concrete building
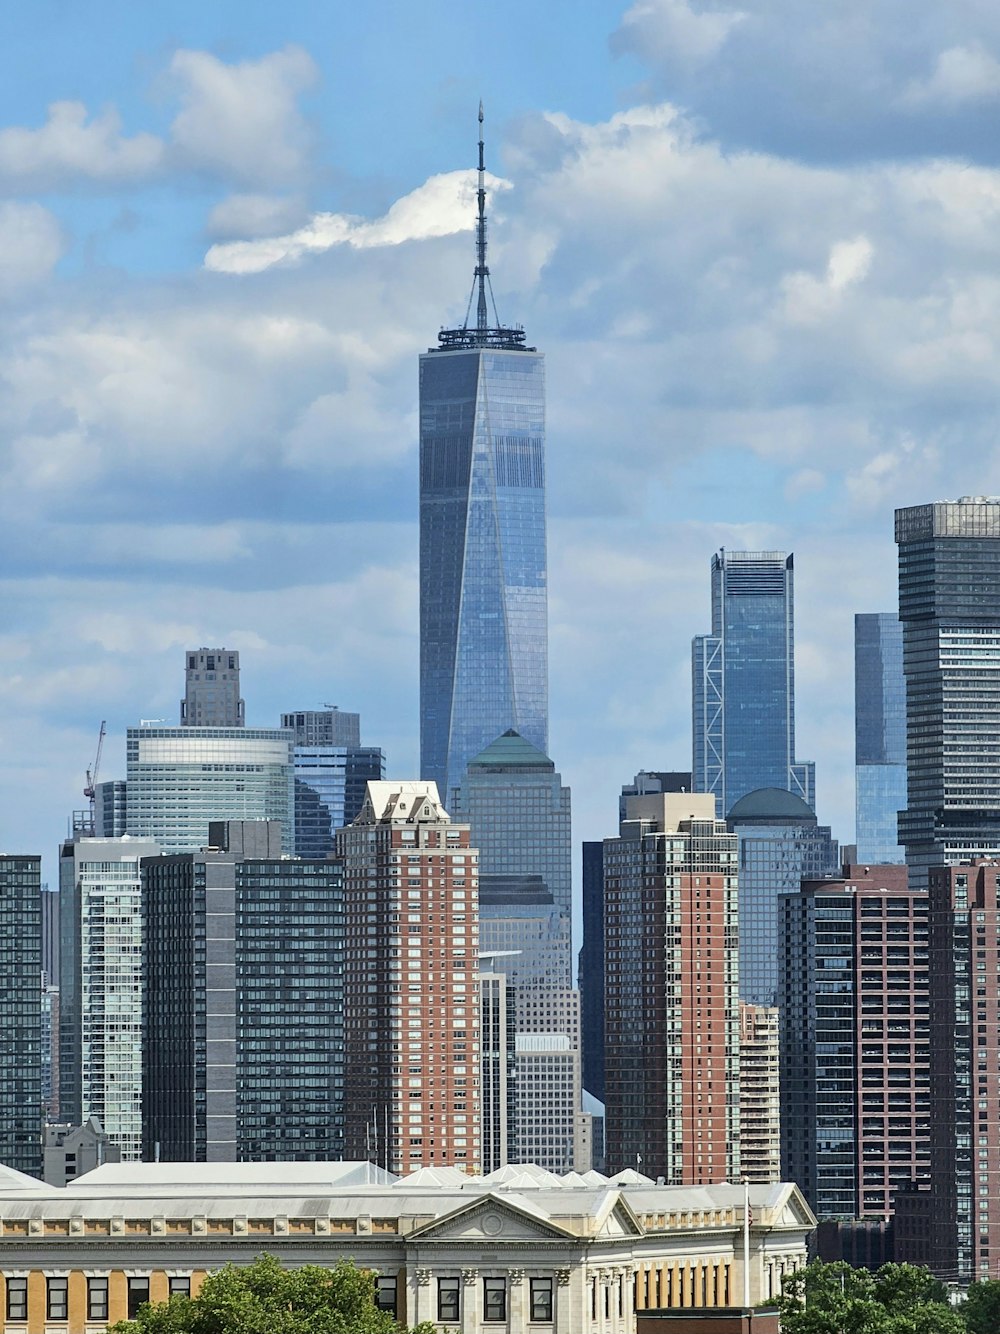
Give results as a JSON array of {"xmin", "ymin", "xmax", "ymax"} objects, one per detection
[
  {"xmin": 727, "ymin": 788, "xmax": 838, "ymax": 1007},
  {"xmin": 514, "ymin": 1036, "xmax": 587, "ymax": 1173},
  {"xmin": 603, "ymin": 794, "xmax": 740, "ymax": 1184},
  {"xmin": 58, "ymin": 837, "xmax": 161, "ymax": 1162},
  {"xmin": 281, "ymin": 707, "xmax": 361, "ymax": 747},
  {"xmin": 0, "ymin": 856, "xmax": 42, "ymax": 1179},
  {"xmin": 42, "ymin": 1119, "xmax": 119, "ymax": 1188},
  {"xmin": 337, "ymin": 782, "xmax": 481, "ymax": 1173},
  {"xmin": 181, "ymin": 648, "xmax": 244, "ymax": 728},
  {"xmin": 0, "ymin": 1159, "xmax": 816, "ymax": 1334},
  {"xmin": 692, "ymin": 550, "xmax": 815, "ymax": 817},
  {"xmin": 125, "ymin": 724, "xmax": 295, "ymax": 854},
  {"xmin": 92, "ymin": 781, "xmax": 127, "ymax": 838},
  {"xmin": 141, "ymin": 821, "xmax": 344, "ymax": 1163},
  {"xmin": 779, "ymin": 865, "xmax": 928, "ymax": 1223},
  {"xmin": 855, "ymin": 612, "xmax": 906, "ymax": 864},
  {"xmin": 479, "ymin": 969, "xmax": 516, "ymax": 1172},
  {"xmin": 896, "ymin": 500, "xmax": 1000, "ymax": 885},
  {"xmin": 738, "ymin": 1005, "xmax": 781, "ymax": 1184}
]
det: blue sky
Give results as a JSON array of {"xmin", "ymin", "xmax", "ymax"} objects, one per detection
[{"xmin": 5, "ymin": 0, "xmax": 1000, "ymax": 899}]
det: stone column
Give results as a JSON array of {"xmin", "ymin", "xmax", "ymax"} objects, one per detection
[{"xmin": 462, "ymin": 1268, "xmax": 478, "ymax": 1331}]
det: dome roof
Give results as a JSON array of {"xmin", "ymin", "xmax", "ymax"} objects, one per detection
[{"xmin": 727, "ymin": 787, "xmax": 816, "ymax": 822}]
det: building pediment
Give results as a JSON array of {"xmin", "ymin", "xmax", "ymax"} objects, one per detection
[{"xmin": 407, "ymin": 1195, "xmax": 574, "ymax": 1244}]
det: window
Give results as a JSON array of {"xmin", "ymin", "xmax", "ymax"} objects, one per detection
[
  {"xmin": 484, "ymin": 1277, "xmax": 507, "ymax": 1322},
  {"xmin": 47, "ymin": 1277, "xmax": 68, "ymax": 1321},
  {"xmin": 128, "ymin": 1277, "xmax": 150, "ymax": 1318},
  {"xmin": 530, "ymin": 1277, "xmax": 553, "ymax": 1322},
  {"xmin": 168, "ymin": 1278, "xmax": 191, "ymax": 1299},
  {"xmin": 6, "ymin": 1277, "xmax": 27, "ymax": 1322},
  {"xmin": 88, "ymin": 1277, "xmax": 109, "ymax": 1321},
  {"xmin": 437, "ymin": 1277, "xmax": 460, "ymax": 1322},
  {"xmin": 375, "ymin": 1276, "xmax": 397, "ymax": 1316}
]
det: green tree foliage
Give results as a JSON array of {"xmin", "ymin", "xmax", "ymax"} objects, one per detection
[
  {"xmin": 775, "ymin": 1261, "xmax": 963, "ymax": 1334},
  {"xmin": 108, "ymin": 1253, "xmax": 435, "ymax": 1334},
  {"xmin": 962, "ymin": 1280, "xmax": 1000, "ymax": 1334}
]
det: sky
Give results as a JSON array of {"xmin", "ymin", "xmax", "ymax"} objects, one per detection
[{"xmin": 4, "ymin": 0, "xmax": 1000, "ymax": 905}]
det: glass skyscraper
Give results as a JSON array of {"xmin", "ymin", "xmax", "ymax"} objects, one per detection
[
  {"xmin": 283, "ymin": 709, "xmax": 384, "ymax": 858},
  {"xmin": 419, "ymin": 110, "xmax": 547, "ymax": 801},
  {"xmin": 0, "ymin": 855, "xmax": 42, "ymax": 1178},
  {"xmin": 896, "ymin": 499, "xmax": 1000, "ymax": 885},
  {"xmin": 855, "ymin": 612, "xmax": 906, "ymax": 863},
  {"xmin": 692, "ymin": 549, "xmax": 815, "ymax": 817}
]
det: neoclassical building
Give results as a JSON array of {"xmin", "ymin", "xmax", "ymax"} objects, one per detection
[{"xmin": 0, "ymin": 1160, "xmax": 815, "ymax": 1333}]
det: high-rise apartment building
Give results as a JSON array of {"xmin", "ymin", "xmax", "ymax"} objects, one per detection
[
  {"xmin": 58, "ymin": 837, "xmax": 161, "ymax": 1161},
  {"xmin": 337, "ymin": 782, "xmax": 481, "ymax": 1173},
  {"xmin": 603, "ymin": 793, "xmax": 740, "ymax": 1183},
  {"xmin": 181, "ymin": 648, "xmax": 244, "ymax": 727},
  {"xmin": 0, "ymin": 855, "xmax": 42, "ymax": 1177},
  {"xmin": 93, "ymin": 780, "xmax": 127, "ymax": 838},
  {"xmin": 141, "ymin": 822, "xmax": 344, "ymax": 1163},
  {"xmin": 727, "ymin": 787, "xmax": 838, "ymax": 1006},
  {"xmin": 919, "ymin": 860, "xmax": 1000, "ymax": 1281},
  {"xmin": 896, "ymin": 500, "xmax": 1000, "ymax": 885},
  {"xmin": 419, "ymin": 112, "xmax": 547, "ymax": 802},
  {"xmin": 125, "ymin": 724, "xmax": 294, "ymax": 854},
  {"xmin": 281, "ymin": 708, "xmax": 361, "ymax": 747},
  {"xmin": 738, "ymin": 1003, "xmax": 781, "ymax": 1184},
  {"xmin": 580, "ymin": 840, "xmax": 606, "ymax": 1104},
  {"xmin": 692, "ymin": 550, "xmax": 815, "ymax": 817},
  {"xmin": 779, "ymin": 865, "xmax": 928, "ymax": 1222},
  {"xmin": 855, "ymin": 613, "xmax": 906, "ymax": 864},
  {"xmin": 479, "ymin": 967, "xmax": 515, "ymax": 1172}
]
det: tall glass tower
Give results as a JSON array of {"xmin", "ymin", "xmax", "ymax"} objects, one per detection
[
  {"xmin": 855, "ymin": 612, "xmax": 906, "ymax": 863},
  {"xmin": 419, "ymin": 106, "xmax": 547, "ymax": 801},
  {"xmin": 896, "ymin": 499, "xmax": 1000, "ymax": 885},
  {"xmin": 692, "ymin": 550, "xmax": 815, "ymax": 817}
]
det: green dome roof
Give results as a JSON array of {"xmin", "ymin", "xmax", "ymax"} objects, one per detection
[
  {"xmin": 467, "ymin": 729, "xmax": 554, "ymax": 771},
  {"xmin": 727, "ymin": 787, "xmax": 816, "ymax": 822}
]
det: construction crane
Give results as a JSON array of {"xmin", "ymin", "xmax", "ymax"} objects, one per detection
[{"xmin": 83, "ymin": 720, "xmax": 107, "ymax": 831}]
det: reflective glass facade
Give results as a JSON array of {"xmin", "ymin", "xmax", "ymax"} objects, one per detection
[
  {"xmin": 0, "ymin": 856, "xmax": 42, "ymax": 1178},
  {"xmin": 855, "ymin": 612, "xmax": 906, "ymax": 863},
  {"xmin": 692, "ymin": 550, "xmax": 814, "ymax": 817},
  {"xmin": 292, "ymin": 745, "xmax": 385, "ymax": 858},
  {"xmin": 896, "ymin": 501, "xmax": 1000, "ymax": 884},
  {"xmin": 419, "ymin": 348, "xmax": 548, "ymax": 801},
  {"xmin": 125, "ymin": 726, "xmax": 294, "ymax": 854}
]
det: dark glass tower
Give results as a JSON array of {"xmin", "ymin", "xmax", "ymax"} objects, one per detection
[
  {"xmin": 0, "ymin": 856, "xmax": 42, "ymax": 1177},
  {"xmin": 419, "ymin": 106, "xmax": 547, "ymax": 801},
  {"xmin": 855, "ymin": 612, "xmax": 906, "ymax": 863},
  {"xmin": 896, "ymin": 499, "xmax": 1000, "ymax": 885},
  {"xmin": 692, "ymin": 549, "xmax": 815, "ymax": 817}
]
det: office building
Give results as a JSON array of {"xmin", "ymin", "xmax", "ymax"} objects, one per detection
[
  {"xmin": 477, "ymin": 879, "xmax": 571, "ymax": 996},
  {"xmin": 283, "ymin": 708, "xmax": 384, "ymax": 858},
  {"xmin": 141, "ymin": 821, "xmax": 344, "ymax": 1163},
  {"xmin": 478, "ymin": 968, "xmax": 515, "ymax": 1172},
  {"xmin": 514, "ymin": 1036, "xmax": 587, "ymax": 1173},
  {"xmin": 419, "ymin": 113, "xmax": 547, "ymax": 802},
  {"xmin": 738, "ymin": 1004, "xmax": 781, "ymax": 1184},
  {"xmin": 43, "ymin": 1118, "xmax": 119, "ymax": 1187},
  {"xmin": 692, "ymin": 550, "xmax": 814, "ymax": 817},
  {"xmin": 916, "ymin": 859, "xmax": 1000, "ymax": 1281},
  {"xmin": 0, "ymin": 1161, "xmax": 816, "ymax": 1333},
  {"xmin": 580, "ymin": 840, "xmax": 606, "ymax": 1104},
  {"xmin": 125, "ymin": 724, "xmax": 294, "ymax": 854},
  {"xmin": 896, "ymin": 500, "xmax": 1000, "ymax": 885},
  {"xmin": 0, "ymin": 856, "xmax": 42, "ymax": 1178},
  {"xmin": 727, "ymin": 788, "xmax": 838, "ymax": 1006},
  {"xmin": 337, "ymin": 782, "xmax": 481, "ymax": 1173},
  {"xmin": 93, "ymin": 781, "xmax": 127, "ymax": 838},
  {"xmin": 779, "ymin": 865, "xmax": 928, "ymax": 1222},
  {"xmin": 181, "ymin": 648, "xmax": 244, "ymax": 727},
  {"xmin": 603, "ymin": 793, "xmax": 740, "ymax": 1184},
  {"xmin": 855, "ymin": 613, "xmax": 906, "ymax": 864},
  {"xmin": 58, "ymin": 837, "xmax": 160, "ymax": 1161},
  {"xmin": 618, "ymin": 771, "xmax": 693, "ymax": 824}
]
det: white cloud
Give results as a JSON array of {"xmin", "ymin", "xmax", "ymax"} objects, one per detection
[
  {"xmin": 0, "ymin": 101, "xmax": 163, "ymax": 189},
  {"xmin": 167, "ymin": 46, "xmax": 318, "ymax": 187},
  {"xmin": 781, "ymin": 236, "xmax": 874, "ymax": 323},
  {"xmin": 206, "ymin": 193, "xmax": 309, "ymax": 239},
  {"xmin": 901, "ymin": 42, "xmax": 1000, "ymax": 109},
  {"xmin": 0, "ymin": 203, "xmax": 64, "ymax": 294},
  {"xmin": 204, "ymin": 170, "xmax": 511, "ymax": 274},
  {"xmin": 612, "ymin": 0, "xmax": 745, "ymax": 68}
]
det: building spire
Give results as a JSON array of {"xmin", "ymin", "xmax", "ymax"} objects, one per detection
[{"xmin": 433, "ymin": 102, "xmax": 534, "ymax": 353}]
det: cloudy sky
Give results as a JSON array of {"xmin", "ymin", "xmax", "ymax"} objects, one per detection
[{"xmin": 4, "ymin": 0, "xmax": 1000, "ymax": 900}]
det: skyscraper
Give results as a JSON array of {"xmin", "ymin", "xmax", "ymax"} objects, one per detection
[
  {"xmin": 283, "ymin": 707, "xmax": 384, "ymax": 859},
  {"xmin": 181, "ymin": 648, "xmax": 245, "ymax": 727},
  {"xmin": 419, "ymin": 108, "xmax": 547, "ymax": 801},
  {"xmin": 855, "ymin": 612, "xmax": 906, "ymax": 864},
  {"xmin": 603, "ymin": 793, "xmax": 740, "ymax": 1183},
  {"xmin": 896, "ymin": 500, "xmax": 1000, "ymax": 884},
  {"xmin": 0, "ymin": 855, "xmax": 42, "ymax": 1177},
  {"xmin": 692, "ymin": 550, "xmax": 815, "ymax": 817}
]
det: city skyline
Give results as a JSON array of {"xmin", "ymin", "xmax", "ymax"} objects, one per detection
[{"xmin": 4, "ymin": 3, "xmax": 1000, "ymax": 890}]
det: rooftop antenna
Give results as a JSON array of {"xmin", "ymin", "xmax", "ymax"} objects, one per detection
[{"xmin": 475, "ymin": 100, "xmax": 489, "ymax": 335}]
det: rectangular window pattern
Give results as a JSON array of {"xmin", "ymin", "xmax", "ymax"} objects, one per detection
[
  {"xmin": 375, "ymin": 1276, "xmax": 397, "ymax": 1316},
  {"xmin": 484, "ymin": 1276, "xmax": 507, "ymax": 1322},
  {"xmin": 530, "ymin": 1277, "xmax": 553, "ymax": 1322},
  {"xmin": 437, "ymin": 1277, "xmax": 460, "ymax": 1322},
  {"xmin": 47, "ymin": 1277, "xmax": 68, "ymax": 1321},
  {"xmin": 128, "ymin": 1277, "xmax": 151, "ymax": 1319},
  {"xmin": 6, "ymin": 1278, "xmax": 27, "ymax": 1322},
  {"xmin": 87, "ymin": 1277, "xmax": 109, "ymax": 1322},
  {"xmin": 168, "ymin": 1278, "xmax": 191, "ymax": 1299}
]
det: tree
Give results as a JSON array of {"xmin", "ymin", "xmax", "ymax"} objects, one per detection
[
  {"xmin": 962, "ymin": 1280, "xmax": 1000, "ymax": 1334},
  {"xmin": 109, "ymin": 1253, "xmax": 435, "ymax": 1334},
  {"xmin": 775, "ymin": 1260, "xmax": 963, "ymax": 1334}
]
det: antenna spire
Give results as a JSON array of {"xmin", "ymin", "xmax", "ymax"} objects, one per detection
[{"xmin": 432, "ymin": 101, "xmax": 534, "ymax": 353}]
